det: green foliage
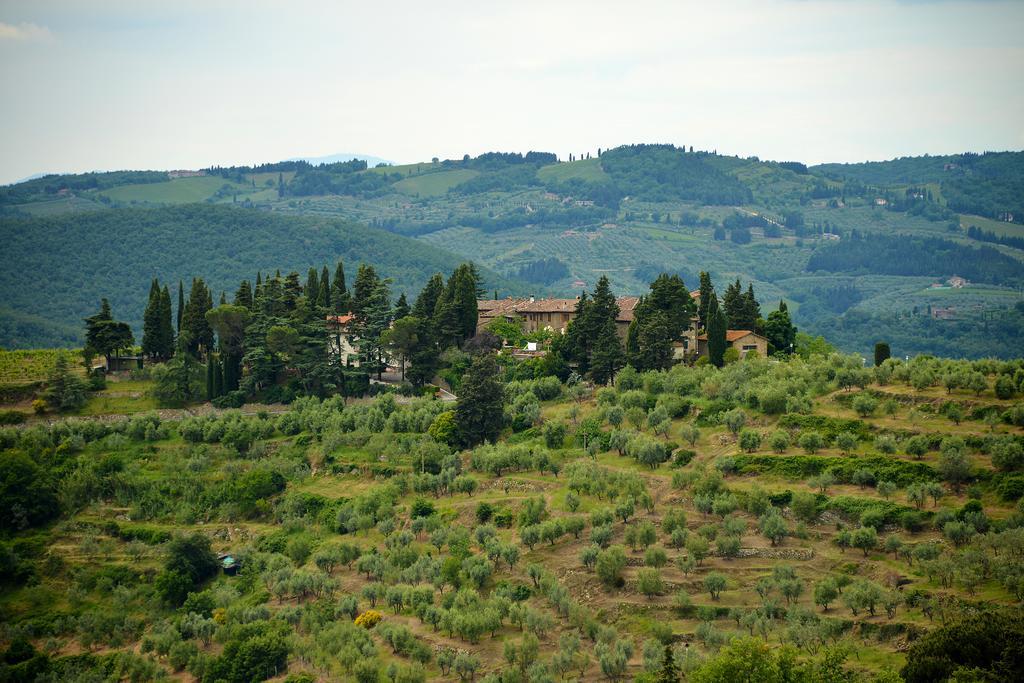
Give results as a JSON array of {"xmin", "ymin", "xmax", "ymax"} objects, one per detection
[
  {"xmin": 901, "ymin": 611, "xmax": 1024, "ymax": 683},
  {"xmin": 731, "ymin": 454, "xmax": 936, "ymax": 487}
]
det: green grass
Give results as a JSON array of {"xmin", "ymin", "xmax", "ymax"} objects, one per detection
[
  {"xmin": 393, "ymin": 169, "xmax": 480, "ymax": 197},
  {"xmin": 959, "ymin": 213, "xmax": 1024, "ymax": 238},
  {"xmin": 97, "ymin": 176, "xmax": 246, "ymax": 204},
  {"xmin": 76, "ymin": 379, "xmax": 158, "ymax": 415},
  {"xmin": 536, "ymin": 158, "xmax": 608, "ymax": 183}
]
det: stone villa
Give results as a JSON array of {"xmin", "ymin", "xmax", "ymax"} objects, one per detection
[{"xmin": 477, "ymin": 293, "xmax": 768, "ymax": 361}]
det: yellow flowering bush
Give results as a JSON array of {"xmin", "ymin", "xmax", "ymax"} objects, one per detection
[{"xmin": 354, "ymin": 609, "xmax": 382, "ymax": 629}]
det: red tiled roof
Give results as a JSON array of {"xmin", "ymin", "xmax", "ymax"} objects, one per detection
[
  {"xmin": 326, "ymin": 314, "xmax": 355, "ymax": 325},
  {"xmin": 697, "ymin": 329, "xmax": 763, "ymax": 342},
  {"xmin": 478, "ymin": 296, "xmax": 643, "ymax": 322}
]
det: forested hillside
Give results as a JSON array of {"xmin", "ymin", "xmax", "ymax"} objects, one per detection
[
  {"xmin": 0, "ymin": 205, "xmax": 518, "ymax": 348},
  {"xmin": 2, "ymin": 144, "xmax": 1023, "ymax": 356}
]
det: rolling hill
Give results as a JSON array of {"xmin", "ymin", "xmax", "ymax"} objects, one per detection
[
  {"xmin": 2, "ymin": 145, "xmax": 1022, "ymax": 356},
  {"xmin": 0, "ymin": 205, "xmax": 523, "ymax": 348}
]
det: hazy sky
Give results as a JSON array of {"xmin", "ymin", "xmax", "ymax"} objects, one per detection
[{"xmin": 1, "ymin": 0, "xmax": 1022, "ymax": 184}]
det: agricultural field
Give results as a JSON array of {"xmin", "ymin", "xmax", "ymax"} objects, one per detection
[
  {"xmin": 2, "ymin": 352, "xmax": 1023, "ymax": 681},
  {"xmin": 394, "ymin": 170, "xmax": 481, "ymax": 197},
  {"xmin": 0, "ymin": 348, "xmax": 82, "ymax": 385},
  {"xmin": 536, "ymin": 158, "xmax": 609, "ymax": 184},
  {"xmin": 96, "ymin": 176, "xmax": 252, "ymax": 205}
]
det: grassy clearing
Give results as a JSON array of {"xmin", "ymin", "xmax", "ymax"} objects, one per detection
[
  {"xmin": 536, "ymin": 158, "xmax": 608, "ymax": 184},
  {"xmin": 97, "ymin": 176, "xmax": 245, "ymax": 204},
  {"xmin": 393, "ymin": 169, "xmax": 480, "ymax": 196}
]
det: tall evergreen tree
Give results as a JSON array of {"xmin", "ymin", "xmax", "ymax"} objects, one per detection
[
  {"xmin": 234, "ymin": 280, "xmax": 254, "ymax": 310},
  {"xmin": 455, "ymin": 352, "xmax": 505, "ymax": 447},
  {"xmin": 742, "ymin": 283, "xmax": 762, "ymax": 331},
  {"xmin": 564, "ymin": 275, "xmax": 620, "ymax": 378},
  {"xmin": 434, "ymin": 264, "xmax": 478, "ymax": 348},
  {"xmin": 332, "ymin": 260, "xmax": 350, "ymax": 314},
  {"xmin": 413, "ymin": 273, "xmax": 445, "ymax": 320},
  {"xmin": 393, "ymin": 292, "xmax": 410, "ymax": 320},
  {"xmin": 206, "ymin": 304, "xmax": 249, "ymax": 392},
  {"xmin": 317, "ymin": 266, "xmax": 331, "ymax": 309},
  {"xmin": 282, "ymin": 272, "xmax": 302, "ymax": 311},
  {"xmin": 697, "ymin": 271, "xmax": 713, "ymax": 331},
  {"xmin": 563, "ymin": 292, "xmax": 593, "ymax": 374},
  {"xmin": 763, "ymin": 300, "xmax": 797, "ymax": 355},
  {"xmin": 707, "ymin": 294, "xmax": 728, "ymax": 368},
  {"xmin": 159, "ymin": 285, "xmax": 174, "ymax": 359},
  {"xmin": 627, "ymin": 306, "xmax": 674, "ymax": 372},
  {"xmin": 351, "ymin": 264, "xmax": 392, "ymax": 378},
  {"xmin": 142, "ymin": 279, "xmax": 162, "ymax": 359},
  {"xmin": 177, "ymin": 280, "xmax": 185, "ymax": 333},
  {"xmin": 723, "ymin": 278, "xmax": 744, "ymax": 326},
  {"xmin": 182, "ymin": 278, "xmax": 214, "ymax": 357},
  {"xmin": 304, "ymin": 267, "xmax": 319, "ymax": 302},
  {"xmin": 591, "ymin": 317, "xmax": 625, "ymax": 384},
  {"xmin": 646, "ymin": 273, "xmax": 695, "ymax": 341}
]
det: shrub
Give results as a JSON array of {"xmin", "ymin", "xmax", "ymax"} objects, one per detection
[
  {"xmin": 355, "ymin": 610, "xmax": 383, "ymax": 628},
  {"xmin": 798, "ymin": 431, "xmax": 824, "ymax": 454}
]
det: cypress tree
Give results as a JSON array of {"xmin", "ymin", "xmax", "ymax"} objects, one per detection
[
  {"xmin": 213, "ymin": 356, "xmax": 224, "ymax": 398},
  {"xmin": 142, "ymin": 279, "xmax": 162, "ymax": 359},
  {"xmin": 455, "ymin": 352, "xmax": 506, "ymax": 447},
  {"xmin": 764, "ymin": 300, "xmax": 797, "ymax": 355},
  {"xmin": 182, "ymin": 278, "xmax": 214, "ymax": 357},
  {"xmin": 332, "ymin": 260, "xmax": 350, "ymax": 313},
  {"xmin": 177, "ymin": 280, "xmax": 184, "ymax": 333},
  {"xmin": 159, "ymin": 285, "xmax": 174, "ymax": 359},
  {"xmin": 591, "ymin": 317, "xmax": 625, "ymax": 384},
  {"xmin": 305, "ymin": 267, "xmax": 319, "ymax": 302},
  {"xmin": 707, "ymin": 294, "xmax": 728, "ymax": 368},
  {"xmin": 743, "ymin": 283, "xmax": 761, "ymax": 330},
  {"xmin": 205, "ymin": 356, "xmax": 214, "ymax": 401},
  {"xmin": 723, "ymin": 278, "xmax": 744, "ymax": 326},
  {"xmin": 874, "ymin": 342, "xmax": 891, "ymax": 367},
  {"xmin": 697, "ymin": 271, "xmax": 713, "ymax": 331},
  {"xmin": 318, "ymin": 266, "xmax": 331, "ymax": 309}
]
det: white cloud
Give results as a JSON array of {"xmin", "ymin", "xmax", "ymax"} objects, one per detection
[{"xmin": 0, "ymin": 21, "xmax": 53, "ymax": 42}]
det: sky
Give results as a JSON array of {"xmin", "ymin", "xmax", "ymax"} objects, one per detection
[{"xmin": 1, "ymin": 0, "xmax": 1022, "ymax": 184}]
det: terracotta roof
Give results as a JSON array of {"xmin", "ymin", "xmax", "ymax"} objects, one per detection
[
  {"xmin": 615, "ymin": 296, "xmax": 640, "ymax": 322},
  {"xmin": 515, "ymin": 298, "xmax": 579, "ymax": 314},
  {"xmin": 326, "ymin": 314, "xmax": 355, "ymax": 325},
  {"xmin": 477, "ymin": 295, "xmax": 644, "ymax": 321},
  {"xmin": 697, "ymin": 329, "xmax": 764, "ymax": 342},
  {"xmin": 690, "ymin": 290, "xmax": 701, "ymax": 299},
  {"xmin": 478, "ymin": 299, "xmax": 523, "ymax": 316}
]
